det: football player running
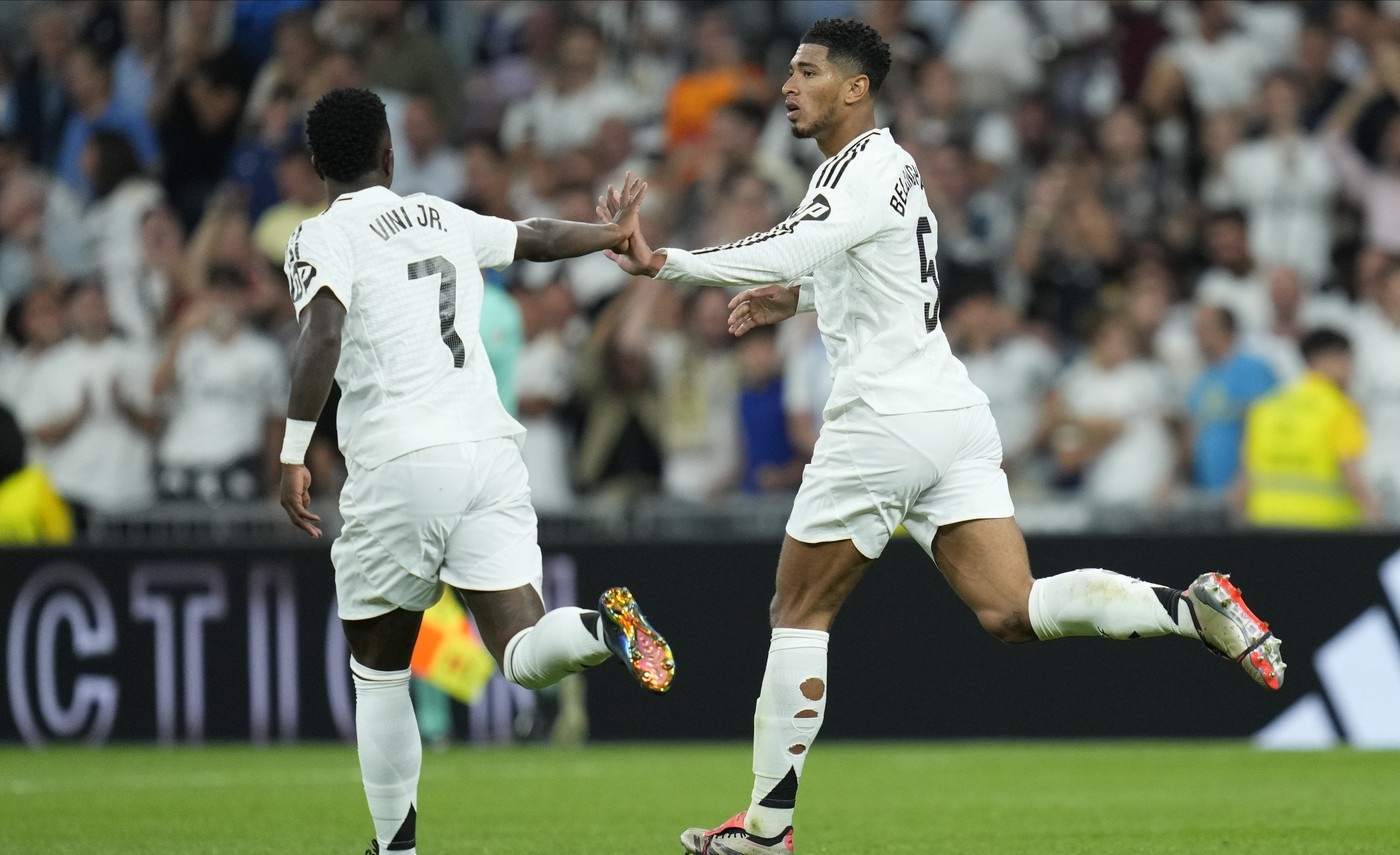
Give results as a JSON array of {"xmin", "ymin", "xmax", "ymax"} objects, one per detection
[
  {"xmin": 600, "ymin": 18, "xmax": 1283, "ymax": 855},
  {"xmin": 279, "ymin": 87, "xmax": 673, "ymax": 855}
]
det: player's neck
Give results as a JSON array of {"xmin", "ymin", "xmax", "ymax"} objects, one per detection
[
  {"xmin": 325, "ymin": 177, "xmax": 390, "ymax": 201},
  {"xmin": 815, "ymin": 114, "xmax": 877, "ymax": 159}
]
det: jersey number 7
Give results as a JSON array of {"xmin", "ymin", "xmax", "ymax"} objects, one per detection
[{"xmin": 408, "ymin": 255, "xmax": 465, "ymax": 369}]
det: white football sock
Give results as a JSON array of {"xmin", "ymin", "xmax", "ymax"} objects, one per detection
[
  {"xmin": 1029, "ymin": 568, "xmax": 1200, "ymax": 641},
  {"xmin": 745, "ymin": 628, "xmax": 829, "ymax": 839},
  {"xmin": 350, "ymin": 658, "xmax": 419, "ymax": 855},
  {"xmin": 501, "ymin": 607, "xmax": 610, "ymax": 690}
]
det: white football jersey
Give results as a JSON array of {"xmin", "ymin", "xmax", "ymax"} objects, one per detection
[
  {"xmin": 656, "ymin": 128, "xmax": 988, "ymax": 418},
  {"xmin": 284, "ymin": 185, "xmax": 522, "ymax": 469}
]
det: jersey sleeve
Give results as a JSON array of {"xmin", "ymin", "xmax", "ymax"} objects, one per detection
[
  {"xmin": 656, "ymin": 185, "xmax": 872, "ymax": 286},
  {"xmin": 458, "ymin": 207, "xmax": 518, "ymax": 270},
  {"xmin": 285, "ymin": 219, "xmax": 353, "ymax": 318}
]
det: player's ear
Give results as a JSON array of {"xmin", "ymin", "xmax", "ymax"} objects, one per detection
[
  {"xmin": 845, "ymin": 73, "xmax": 869, "ymax": 106},
  {"xmin": 383, "ymin": 146, "xmax": 394, "ymax": 183},
  {"xmin": 310, "ymin": 155, "xmax": 324, "ymax": 181}
]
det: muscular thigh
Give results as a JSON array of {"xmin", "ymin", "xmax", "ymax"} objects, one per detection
[{"xmin": 930, "ymin": 516, "xmax": 1035, "ymax": 642}]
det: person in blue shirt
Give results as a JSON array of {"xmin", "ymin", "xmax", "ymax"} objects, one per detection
[
  {"xmin": 55, "ymin": 43, "xmax": 161, "ymax": 198},
  {"xmin": 1186, "ymin": 303, "xmax": 1276, "ymax": 492}
]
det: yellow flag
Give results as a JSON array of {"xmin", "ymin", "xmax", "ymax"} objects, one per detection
[{"xmin": 410, "ymin": 591, "xmax": 497, "ymax": 705}]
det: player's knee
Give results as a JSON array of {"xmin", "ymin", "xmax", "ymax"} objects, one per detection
[{"xmin": 977, "ymin": 606, "xmax": 1036, "ymax": 644}]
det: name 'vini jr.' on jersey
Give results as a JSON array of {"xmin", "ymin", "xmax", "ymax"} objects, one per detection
[{"xmin": 367, "ymin": 202, "xmax": 448, "ymax": 241}]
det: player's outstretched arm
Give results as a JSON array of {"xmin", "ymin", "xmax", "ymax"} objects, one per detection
[
  {"xmin": 279, "ymin": 289, "xmax": 344, "ymax": 539},
  {"xmin": 727, "ymin": 284, "xmax": 800, "ymax": 337},
  {"xmin": 515, "ymin": 171, "xmax": 647, "ymax": 262}
]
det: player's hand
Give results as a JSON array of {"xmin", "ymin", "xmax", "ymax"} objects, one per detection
[
  {"xmin": 597, "ymin": 172, "xmax": 659, "ymax": 276},
  {"xmin": 279, "ymin": 463, "xmax": 322, "ymax": 538},
  {"xmin": 728, "ymin": 284, "xmax": 799, "ymax": 336}
]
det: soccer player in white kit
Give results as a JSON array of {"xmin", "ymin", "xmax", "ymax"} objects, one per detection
[
  {"xmin": 277, "ymin": 88, "xmax": 674, "ymax": 855},
  {"xmin": 600, "ymin": 19, "xmax": 1286, "ymax": 855}
]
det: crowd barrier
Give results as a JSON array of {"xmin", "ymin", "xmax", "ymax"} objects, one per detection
[{"xmin": 3, "ymin": 534, "xmax": 1398, "ymax": 747}]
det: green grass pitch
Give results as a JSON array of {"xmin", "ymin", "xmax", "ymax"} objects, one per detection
[{"xmin": 3, "ymin": 742, "xmax": 1398, "ymax": 854}]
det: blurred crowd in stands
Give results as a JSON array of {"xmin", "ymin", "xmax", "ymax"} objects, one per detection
[{"xmin": 1, "ymin": 0, "xmax": 1400, "ymax": 544}]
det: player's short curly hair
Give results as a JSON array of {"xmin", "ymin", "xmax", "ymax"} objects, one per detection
[
  {"xmin": 801, "ymin": 17, "xmax": 892, "ymax": 94},
  {"xmin": 305, "ymin": 88, "xmax": 388, "ymax": 182}
]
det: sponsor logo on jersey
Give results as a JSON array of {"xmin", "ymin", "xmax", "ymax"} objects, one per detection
[{"xmin": 290, "ymin": 260, "xmax": 317, "ymax": 302}]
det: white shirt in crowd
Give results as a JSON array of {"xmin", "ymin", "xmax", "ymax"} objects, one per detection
[
  {"xmin": 18, "ymin": 337, "xmax": 156, "ymax": 511},
  {"xmin": 82, "ymin": 177, "xmax": 167, "ymax": 344},
  {"xmin": 657, "ymin": 128, "xmax": 989, "ymax": 422},
  {"xmin": 157, "ymin": 327, "xmax": 287, "ymax": 468},
  {"xmin": 1353, "ymin": 306, "xmax": 1400, "ymax": 518},
  {"xmin": 499, "ymin": 76, "xmax": 637, "ymax": 160},
  {"xmin": 391, "ymin": 146, "xmax": 465, "ymax": 200},
  {"xmin": 514, "ymin": 328, "xmax": 578, "ymax": 511},
  {"xmin": 962, "ymin": 335, "xmax": 1058, "ymax": 463},
  {"xmin": 1164, "ymin": 30, "xmax": 1270, "ymax": 113},
  {"xmin": 1057, "ymin": 357, "xmax": 1176, "ymax": 504},
  {"xmin": 286, "ymin": 186, "xmax": 522, "ymax": 470},
  {"xmin": 1221, "ymin": 137, "xmax": 1337, "ymax": 285}
]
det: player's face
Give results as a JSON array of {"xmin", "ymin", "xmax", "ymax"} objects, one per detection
[{"xmin": 783, "ymin": 44, "xmax": 842, "ymax": 140}]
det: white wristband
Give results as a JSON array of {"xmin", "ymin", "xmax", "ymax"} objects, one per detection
[{"xmin": 280, "ymin": 418, "xmax": 318, "ymax": 465}]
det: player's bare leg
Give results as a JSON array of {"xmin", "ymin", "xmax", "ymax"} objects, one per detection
[
  {"xmin": 931, "ymin": 516, "xmax": 1284, "ymax": 688},
  {"xmin": 683, "ymin": 536, "xmax": 869, "ymax": 855},
  {"xmin": 464, "ymin": 583, "xmax": 673, "ymax": 694},
  {"xmin": 342, "ymin": 609, "xmax": 425, "ymax": 855}
]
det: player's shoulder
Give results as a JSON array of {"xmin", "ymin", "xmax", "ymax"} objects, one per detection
[{"xmin": 811, "ymin": 128, "xmax": 905, "ymax": 192}]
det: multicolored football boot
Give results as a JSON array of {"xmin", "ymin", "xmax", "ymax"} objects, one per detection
[
  {"xmin": 681, "ymin": 811, "xmax": 793, "ymax": 855},
  {"xmin": 1184, "ymin": 572, "xmax": 1285, "ymax": 690},
  {"xmin": 598, "ymin": 587, "xmax": 674, "ymax": 694}
]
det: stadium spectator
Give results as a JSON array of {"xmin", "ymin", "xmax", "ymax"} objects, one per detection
[
  {"xmin": 1095, "ymin": 103, "xmax": 1191, "ymax": 252},
  {"xmin": 663, "ymin": 7, "xmax": 765, "ymax": 157},
  {"xmin": 1195, "ymin": 208, "xmax": 1270, "ymax": 333},
  {"xmin": 674, "ymin": 99, "xmax": 806, "ymax": 235},
  {"xmin": 111, "ymin": 0, "xmax": 166, "ymax": 118},
  {"xmin": 1042, "ymin": 312, "xmax": 1176, "ymax": 505},
  {"xmin": 736, "ymin": 325, "xmax": 800, "ymax": 494},
  {"xmin": 79, "ymin": 130, "xmax": 167, "ymax": 344},
  {"xmin": 1014, "ymin": 157, "xmax": 1121, "ymax": 338},
  {"xmin": 3, "ymin": 3, "xmax": 74, "ymax": 171},
  {"xmin": 0, "ymin": 287, "xmax": 67, "ymax": 412},
  {"xmin": 500, "ymin": 18, "xmax": 636, "ymax": 165},
  {"xmin": 1242, "ymin": 328, "xmax": 1379, "ymax": 528},
  {"xmin": 252, "ymin": 146, "xmax": 324, "ymax": 263},
  {"xmin": 1296, "ymin": 21, "xmax": 1347, "ymax": 131},
  {"xmin": 1354, "ymin": 262, "xmax": 1400, "ymax": 521},
  {"xmin": 573, "ymin": 279, "xmax": 665, "ymax": 501},
  {"xmin": 390, "ymin": 95, "xmax": 464, "ymax": 199},
  {"xmin": 154, "ymin": 48, "xmax": 250, "ymax": 231},
  {"xmin": 1185, "ymin": 304, "xmax": 1275, "ymax": 494},
  {"xmin": 56, "ymin": 42, "xmax": 160, "ymax": 197},
  {"xmin": 0, "ymin": 165, "xmax": 87, "ymax": 312},
  {"xmin": 225, "ymin": 84, "xmax": 301, "ymax": 220},
  {"xmin": 357, "ymin": 0, "xmax": 461, "ymax": 141},
  {"xmin": 0, "ymin": 403, "xmax": 71, "ymax": 544},
  {"xmin": 152, "ymin": 264, "xmax": 286, "ymax": 502},
  {"xmin": 893, "ymin": 56, "xmax": 1012, "ymax": 173},
  {"xmin": 512, "ymin": 276, "xmax": 580, "ymax": 511},
  {"xmin": 920, "ymin": 141, "xmax": 1016, "ymax": 304},
  {"xmin": 19, "ymin": 281, "xmax": 157, "ymax": 523},
  {"xmin": 1324, "ymin": 75, "xmax": 1400, "ymax": 256},
  {"xmin": 1123, "ymin": 253, "xmax": 1200, "ymax": 397},
  {"xmin": 949, "ymin": 292, "xmax": 1057, "ymax": 482},
  {"xmin": 654, "ymin": 287, "xmax": 741, "ymax": 503},
  {"xmin": 1141, "ymin": 0, "xmax": 1271, "ymax": 118},
  {"xmin": 1218, "ymin": 71, "xmax": 1337, "ymax": 286},
  {"xmin": 943, "ymin": 0, "xmax": 1040, "ymax": 110},
  {"xmin": 457, "ymin": 136, "xmax": 516, "ymax": 220},
  {"xmin": 1248, "ymin": 327, "xmax": 1377, "ymax": 528},
  {"xmin": 243, "ymin": 7, "xmax": 321, "ymax": 124}
]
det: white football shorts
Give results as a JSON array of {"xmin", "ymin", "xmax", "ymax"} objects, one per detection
[
  {"xmin": 786, "ymin": 402, "xmax": 1015, "ymax": 560},
  {"xmin": 332, "ymin": 436, "xmax": 542, "ymax": 620}
]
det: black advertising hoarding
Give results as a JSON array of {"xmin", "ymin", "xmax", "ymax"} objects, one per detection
[{"xmin": 2, "ymin": 534, "xmax": 1398, "ymax": 745}]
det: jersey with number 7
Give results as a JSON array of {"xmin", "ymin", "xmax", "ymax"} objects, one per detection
[
  {"xmin": 283, "ymin": 186, "xmax": 522, "ymax": 470},
  {"xmin": 656, "ymin": 128, "xmax": 988, "ymax": 419}
]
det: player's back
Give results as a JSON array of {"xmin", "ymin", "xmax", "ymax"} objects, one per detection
[{"xmin": 285, "ymin": 186, "xmax": 521, "ymax": 469}]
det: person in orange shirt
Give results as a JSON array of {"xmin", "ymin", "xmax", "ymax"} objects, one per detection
[{"xmin": 664, "ymin": 7, "xmax": 767, "ymax": 181}]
